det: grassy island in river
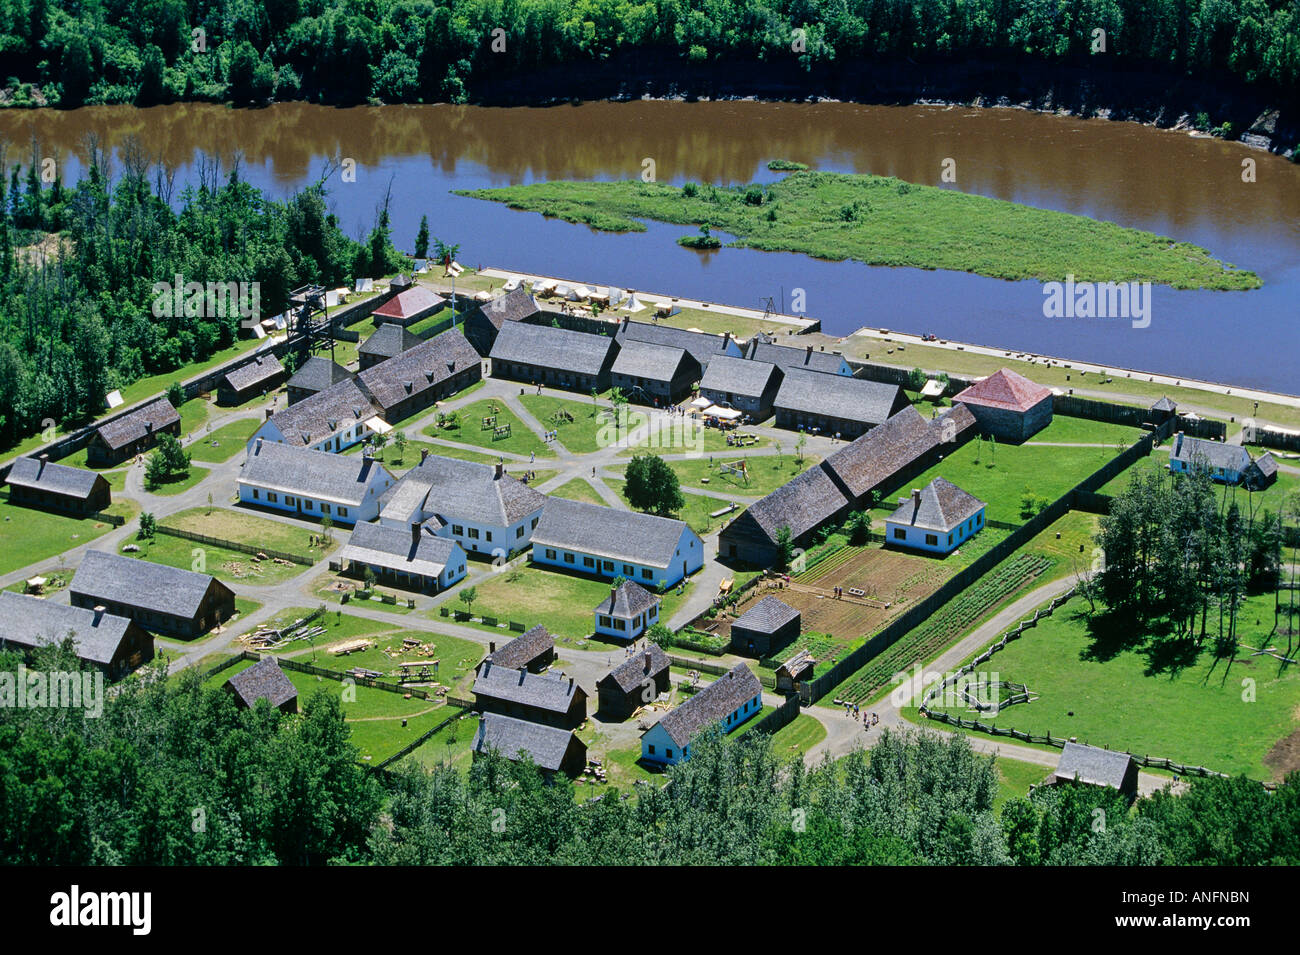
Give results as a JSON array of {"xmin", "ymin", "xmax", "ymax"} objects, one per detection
[{"xmin": 457, "ymin": 171, "xmax": 1260, "ymax": 290}]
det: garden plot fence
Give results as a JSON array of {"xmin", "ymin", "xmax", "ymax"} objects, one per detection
[
  {"xmin": 374, "ymin": 706, "xmax": 472, "ymax": 771},
  {"xmin": 154, "ymin": 523, "xmax": 317, "ymax": 565},
  {"xmin": 201, "ymin": 649, "xmax": 438, "ymax": 701},
  {"xmin": 802, "ymin": 420, "xmax": 1172, "ymax": 704}
]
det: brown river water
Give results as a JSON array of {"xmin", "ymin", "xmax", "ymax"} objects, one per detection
[{"xmin": 1, "ymin": 101, "xmax": 1296, "ymax": 391}]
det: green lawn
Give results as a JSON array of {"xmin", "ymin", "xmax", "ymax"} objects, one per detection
[
  {"xmin": 917, "ymin": 592, "xmax": 1300, "ymax": 780},
  {"xmin": 605, "ymin": 478, "xmax": 745, "ymax": 536},
  {"xmin": 518, "ymin": 394, "xmax": 610, "ymax": 454},
  {"xmin": 1026, "ymin": 415, "xmax": 1146, "ymax": 446},
  {"xmin": 443, "ymin": 563, "xmax": 695, "ymax": 644},
  {"xmin": 177, "ymin": 397, "xmax": 210, "ymax": 436},
  {"xmin": 207, "ymin": 659, "xmax": 455, "ymax": 764},
  {"xmin": 143, "ymin": 464, "xmax": 211, "ymax": 497},
  {"xmin": 879, "ymin": 438, "xmax": 1120, "ymax": 525},
  {"xmin": 994, "ymin": 757, "xmax": 1051, "ymax": 811},
  {"xmin": 0, "ymin": 490, "xmax": 138, "ymax": 575},
  {"xmin": 405, "ymin": 714, "xmax": 477, "ymax": 772},
  {"xmin": 423, "ymin": 399, "xmax": 554, "ymax": 459},
  {"xmin": 187, "ymin": 419, "xmax": 261, "ymax": 463},
  {"xmin": 457, "ymin": 173, "xmax": 1259, "ymax": 289},
  {"xmin": 161, "ymin": 507, "xmax": 337, "ymax": 557},
  {"xmin": 547, "ymin": 478, "xmax": 608, "ymax": 506},
  {"xmin": 616, "ymin": 452, "xmax": 818, "ymax": 499},
  {"xmin": 124, "ymin": 531, "xmax": 317, "ymax": 587},
  {"xmin": 344, "ymin": 435, "xmax": 504, "ymax": 473}
]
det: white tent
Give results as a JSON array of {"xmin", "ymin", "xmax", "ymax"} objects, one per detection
[
  {"xmin": 624, "ymin": 293, "xmax": 646, "ymax": 312},
  {"xmin": 705, "ymin": 406, "xmax": 742, "ymax": 421},
  {"xmin": 555, "ymin": 283, "xmax": 574, "ymax": 299},
  {"xmin": 474, "ymin": 290, "xmax": 493, "ymax": 302},
  {"xmin": 571, "ymin": 284, "xmax": 593, "ymax": 301},
  {"xmin": 690, "ymin": 396, "xmax": 713, "ymax": 409},
  {"xmin": 919, "ymin": 379, "xmax": 945, "ymax": 399},
  {"xmin": 354, "ymin": 277, "xmax": 374, "ymax": 293},
  {"xmin": 446, "ymin": 261, "xmax": 464, "ymax": 276},
  {"xmin": 533, "ymin": 279, "xmax": 557, "ymax": 295},
  {"xmin": 503, "ymin": 276, "xmax": 521, "ymax": 291},
  {"xmin": 413, "ymin": 258, "xmax": 429, "ymax": 273},
  {"xmin": 105, "ymin": 389, "xmax": 124, "ymax": 409}
]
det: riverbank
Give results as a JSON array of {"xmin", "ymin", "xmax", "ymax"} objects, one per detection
[{"xmin": 459, "ymin": 173, "xmax": 1261, "ymax": 289}]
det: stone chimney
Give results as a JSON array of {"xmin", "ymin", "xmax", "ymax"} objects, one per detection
[
  {"xmin": 145, "ymin": 420, "xmax": 154, "ymax": 433},
  {"xmin": 265, "ymin": 408, "xmax": 274, "ymax": 420},
  {"xmin": 644, "ymin": 651, "xmax": 652, "ymax": 672},
  {"xmin": 494, "ymin": 462, "xmax": 503, "ymax": 480},
  {"xmin": 92, "ymin": 605, "xmax": 105, "ymax": 626},
  {"xmin": 37, "ymin": 453, "xmax": 47, "ymax": 476},
  {"xmin": 911, "ymin": 488, "xmax": 921, "ymax": 506},
  {"xmin": 805, "ymin": 344, "xmax": 814, "ymax": 363},
  {"xmin": 721, "ymin": 332, "xmax": 731, "ymax": 348},
  {"xmin": 489, "ymin": 641, "xmax": 496, "ymax": 654},
  {"xmin": 1174, "ymin": 431, "xmax": 1184, "ymax": 455},
  {"xmin": 411, "ymin": 521, "xmax": 421, "ymax": 545},
  {"xmin": 420, "ymin": 448, "xmax": 429, "ymax": 463},
  {"xmin": 610, "ymin": 585, "xmax": 618, "ymax": 609}
]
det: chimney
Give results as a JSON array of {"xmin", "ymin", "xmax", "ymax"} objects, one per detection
[
  {"xmin": 911, "ymin": 488, "xmax": 921, "ymax": 505},
  {"xmin": 644, "ymin": 651, "xmax": 652, "ymax": 672},
  {"xmin": 722, "ymin": 332, "xmax": 731, "ymax": 348},
  {"xmin": 255, "ymin": 437, "xmax": 263, "ymax": 455},
  {"xmin": 519, "ymin": 666, "xmax": 527, "ymax": 683},
  {"xmin": 1175, "ymin": 431, "xmax": 1184, "ymax": 455},
  {"xmin": 610, "ymin": 585, "xmax": 618, "ymax": 608},
  {"xmin": 489, "ymin": 641, "xmax": 496, "ymax": 654},
  {"xmin": 38, "ymin": 453, "xmax": 47, "ymax": 476},
  {"xmin": 494, "ymin": 462, "xmax": 503, "ymax": 480},
  {"xmin": 92, "ymin": 605, "xmax": 105, "ymax": 626},
  {"xmin": 145, "ymin": 420, "xmax": 154, "ymax": 433},
  {"xmin": 420, "ymin": 448, "xmax": 429, "ymax": 463},
  {"xmin": 265, "ymin": 408, "xmax": 274, "ymax": 420},
  {"xmin": 805, "ymin": 344, "xmax": 813, "ymax": 363},
  {"xmin": 411, "ymin": 521, "xmax": 421, "ymax": 545}
]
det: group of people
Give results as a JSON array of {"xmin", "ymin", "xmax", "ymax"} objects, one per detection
[
  {"xmin": 832, "ymin": 586, "xmax": 846, "ymax": 599},
  {"xmin": 843, "ymin": 702, "xmax": 880, "ymax": 732}
]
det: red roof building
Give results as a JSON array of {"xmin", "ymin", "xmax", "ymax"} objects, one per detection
[
  {"xmin": 951, "ymin": 368, "xmax": 1053, "ymax": 441},
  {"xmin": 371, "ymin": 286, "xmax": 447, "ymax": 327}
]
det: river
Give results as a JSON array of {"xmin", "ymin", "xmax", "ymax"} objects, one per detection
[{"xmin": 1, "ymin": 101, "xmax": 1296, "ymax": 392}]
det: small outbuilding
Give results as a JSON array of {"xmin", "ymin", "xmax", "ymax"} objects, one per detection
[
  {"xmin": 594, "ymin": 581, "xmax": 661, "ymax": 641},
  {"xmin": 485, "ymin": 625, "xmax": 555, "ymax": 674},
  {"xmin": 86, "ymin": 397, "xmax": 181, "ymax": 466},
  {"xmin": 1051, "ymin": 742, "xmax": 1139, "ymax": 801},
  {"xmin": 5, "ymin": 455, "xmax": 111, "ymax": 515},
  {"xmin": 729, "ymin": 595, "xmax": 801, "ymax": 656},
  {"xmin": 775, "ymin": 649, "xmax": 816, "ymax": 693},
  {"xmin": 885, "ymin": 478, "xmax": 986, "ymax": 555},
  {"xmin": 218, "ymin": 353, "xmax": 285, "ymax": 405},
  {"xmin": 597, "ymin": 643, "xmax": 671, "ymax": 719},
  {"xmin": 226, "ymin": 657, "xmax": 299, "ymax": 714},
  {"xmin": 472, "ymin": 712, "xmax": 587, "ymax": 778}
]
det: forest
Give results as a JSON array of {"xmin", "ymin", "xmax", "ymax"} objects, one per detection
[
  {"xmin": 0, "ymin": 0, "xmax": 1295, "ymax": 110},
  {"xmin": 2, "ymin": 641, "xmax": 1298, "ymax": 866},
  {"xmin": 0, "ymin": 144, "xmax": 407, "ymax": 448}
]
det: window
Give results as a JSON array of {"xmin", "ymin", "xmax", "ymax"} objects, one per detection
[
  {"xmin": 285, "ymin": 496, "xmax": 296, "ymax": 507},
  {"xmin": 641, "ymin": 569, "xmax": 652, "ymax": 580},
  {"xmin": 321, "ymin": 503, "xmax": 330, "ymax": 514},
  {"xmin": 338, "ymin": 507, "xmax": 348, "ymax": 517},
  {"xmin": 531, "ymin": 518, "xmax": 539, "ymax": 529},
  {"xmin": 252, "ymin": 489, "xmax": 259, "ymax": 499},
  {"xmin": 666, "ymin": 749, "xmax": 673, "ymax": 759},
  {"xmin": 583, "ymin": 556, "xmax": 595, "ymax": 568},
  {"xmin": 545, "ymin": 549, "xmax": 557, "ymax": 560},
  {"xmin": 603, "ymin": 561, "xmax": 614, "ymax": 572},
  {"xmin": 648, "ymin": 745, "xmax": 656, "ymax": 755},
  {"xmin": 516, "ymin": 526, "xmax": 524, "ymax": 538},
  {"xmin": 893, "ymin": 527, "xmax": 905, "ymax": 540},
  {"xmin": 485, "ymin": 531, "xmax": 492, "ymax": 542},
  {"xmin": 977, "ymin": 513, "xmax": 983, "ymax": 526},
  {"xmin": 564, "ymin": 553, "xmax": 575, "ymax": 564},
  {"xmin": 452, "ymin": 525, "xmax": 464, "ymax": 536},
  {"xmin": 614, "ymin": 619, "xmax": 626, "ymax": 630},
  {"xmin": 623, "ymin": 564, "xmax": 633, "ymax": 576},
  {"xmin": 925, "ymin": 534, "xmax": 938, "ymax": 546},
  {"xmin": 468, "ymin": 527, "xmax": 480, "ymax": 539},
  {"xmin": 268, "ymin": 492, "xmax": 278, "ymax": 503},
  {"xmin": 304, "ymin": 500, "xmax": 313, "ymax": 510},
  {"xmin": 947, "ymin": 534, "xmax": 953, "ymax": 545},
  {"xmin": 599, "ymin": 616, "xmax": 612, "ymax": 628}
]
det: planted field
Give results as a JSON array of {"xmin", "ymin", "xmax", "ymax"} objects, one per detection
[
  {"xmin": 827, "ymin": 552, "xmax": 1055, "ymax": 706},
  {"xmin": 423, "ymin": 399, "xmax": 553, "ymax": 459},
  {"xmin": 920, "ymin": 592, "xmax": 1300, "ymax": 780}
]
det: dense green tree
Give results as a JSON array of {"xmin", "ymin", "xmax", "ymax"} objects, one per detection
[{"xmin": 623, "ymin": 453, "xmax": 685, "ymax": 517}]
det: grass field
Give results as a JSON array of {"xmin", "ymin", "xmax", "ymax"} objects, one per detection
[
  {"xmin": 457, "ymin": 173, "xmax": 1259, "ymax": 289},
  {"xmin": 605, "ymin": 477, "xmax": 747, "ymax": 535},
  {"xmin": 124, "ymin": 533, "xmax": 313, "ymax": 586},
  {"xmin": 918, "ymin": 592, "xmax": 1300, "ymax": 780},
  {"xmin": 444, "ymin": 563, "xmax": 695, "ymax": 644},
  {"xmin": 143, "ymin": 464, "xmax": 211, "ymax": 496},
  {"xmin": 187, "ymin": 418, "xmax": 261, "ymax": 463},
  {"xmin": 547, "ymin": 478, "xmax": 607, "ymax": 506},
  {"xmin": 1025, "ymin": 415, "xmax": 1146, "ymax": 446},
  {"xmin": 424, "ymin": 399, "xmax": 553, "ymax": 459},
  {"xmin": 875, "ymin": 438, "xmax": 1119, "ymax": 525},
  {"xmin": 162, "ymin": 507, "xmax": 336, "ymax": 557},
  {"xmin": 617, "ymin": 452, "xmax": 818, "ymax": 499},
  {"xmin": 208, "ymin": 659, "xmax": 454, "ymax": 764},
  {"xmin": 0, "ymin": 491, "xmax": 138, "ymax": 575},
  {"xmin": 518, "ymin": 394, "xmax": 609, "ymax": 454},
  {"xmin": 994, "ymin": 757, "xmax": 1050, "ymax": 811}
]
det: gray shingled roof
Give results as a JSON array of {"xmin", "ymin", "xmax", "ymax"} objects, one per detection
[
  {"xmin": 888, "ymin": 477, "xmax": 985, "ymax": 532},
  {"xmin": 473, "ymin": 660, "xmax": 581, "ymax": 713},
  {"xmin": 699, "ymin": 355, "xmax": 780, "ymax": 398},
  {"xmin": 617, "ymin": 320, "xmax": 734, "ymax": 370},
  {"xmin": 594, "ymin": 580, "xmax": 660, "ymax": 618},
  {"xmin": 732, "ymin": 595, "xmax": 800, "ymax": 634},
  {"xmin": 0, "ymin": 591, "xmax": 136, "ymax": 665},
  {"xmin": 356, "ymin": 329, "xmax": 480, "ymax": 412},
  {"xmin": 6, "ymin": 456, "xmax": 107, "ymax": 501},
  {"xmin": 287, "ymin": 356, "xmax": 351, "ymax": 394},
  {"xmin": 489, "ymin": 322, "xmax": 616, "ymax": 376},
  {"xmin": 358, "ymin": 323, "xmax": 422, "ymax": 360},
  {"xmin": 1252, "ymin": 452, "xmax": 1278, "ymax": 478},
  {"xmin": 95, "ymin": 398, "xmax": 180, "ymax": 451},
  {"xmin": 600, "ymin": 643, "xmax": 671, "ymax": 694},
  {"xmin": 266, "ymin": 378, "xmax": 381, "ymax": 448},
  {"xmin": 743, "ymin": 463, "xmax": 851, "ymax": 541},
  {"xmin": 774, "ymin": 367, "xmax": 902, "ymax": 426},
  {"xmin": 610, "ymin": 339, "xmax": 689, "ymax": 383},
  {"xmin": 1055, "ymin": 742, "xmax": 1134, "ymax": 789},
  {"xmin": 223, "ymin": 353, "xmax": 284, "ymax": 393},
  {"xmin": 1169, "ymin": 434, "xmax": 1253, "ymax": 473},
  {"xmin": 71, "ymin": 550, "xmax": 230, "ymax": 619},
  {"xmin": 652, "ymin": 662, "xmax": 762, "ymax": 748},
  {"xmin": 377, "ymin": 453, "xmax": 547, "ymax": 528},
  {"xmin": 825, "ymin": 404, "xmax": 975, "ymax": 500},
  {"xmin": 239, "ymin": 439, "xmax": 394, "ymax": 506},
  {"xmin": 1151, "ymin": 396, "xmax": 1178, "ymax": 413},
  {"xmin": 473, "ymin": 713, "xmax": 577, "ymax": 772},
  {"xmin": 487, "ymin": 625, "xmax": 553, "ymax": 670},
  {"xmin": 462, "ymin": 286, "xmax": 541, "ymax": 330},
  {"xmin": 338, "ymin": 521, "xmax": 459, "ymax": 578},
  {"xmin": 226, "ymin": 656, "xmax": 298, "ymax": 709},
  {"xmin": 746, "ymin": 340, "xmax": 847, "ymax": 375},
  {"xmin": 531, "ymin": 498, "xmax": 693, "ymax": 570}
]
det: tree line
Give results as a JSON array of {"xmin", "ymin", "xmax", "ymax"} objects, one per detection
[
  {"xmin": 0, "ymin": 0, "xmax": 1296, "ymax": 111},
  {"xmin": 0, "ymin": 143, "xmax": 407, "ymax": 448},
  {"xmin": 4, "ymin": 640, "xmax": 1299, "ymax": 865}
]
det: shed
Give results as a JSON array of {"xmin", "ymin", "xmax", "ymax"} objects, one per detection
[
  {"xmin": 1052, "ymin": 742, "xmax": 1138, "ymax": 800},
  {"xmin": 226, "ymin": 657, "xmax": 299, "ymax": 714},
  {"xmin": 729, "ymin": 595, "xmax": 801, "ymax": 656}
]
